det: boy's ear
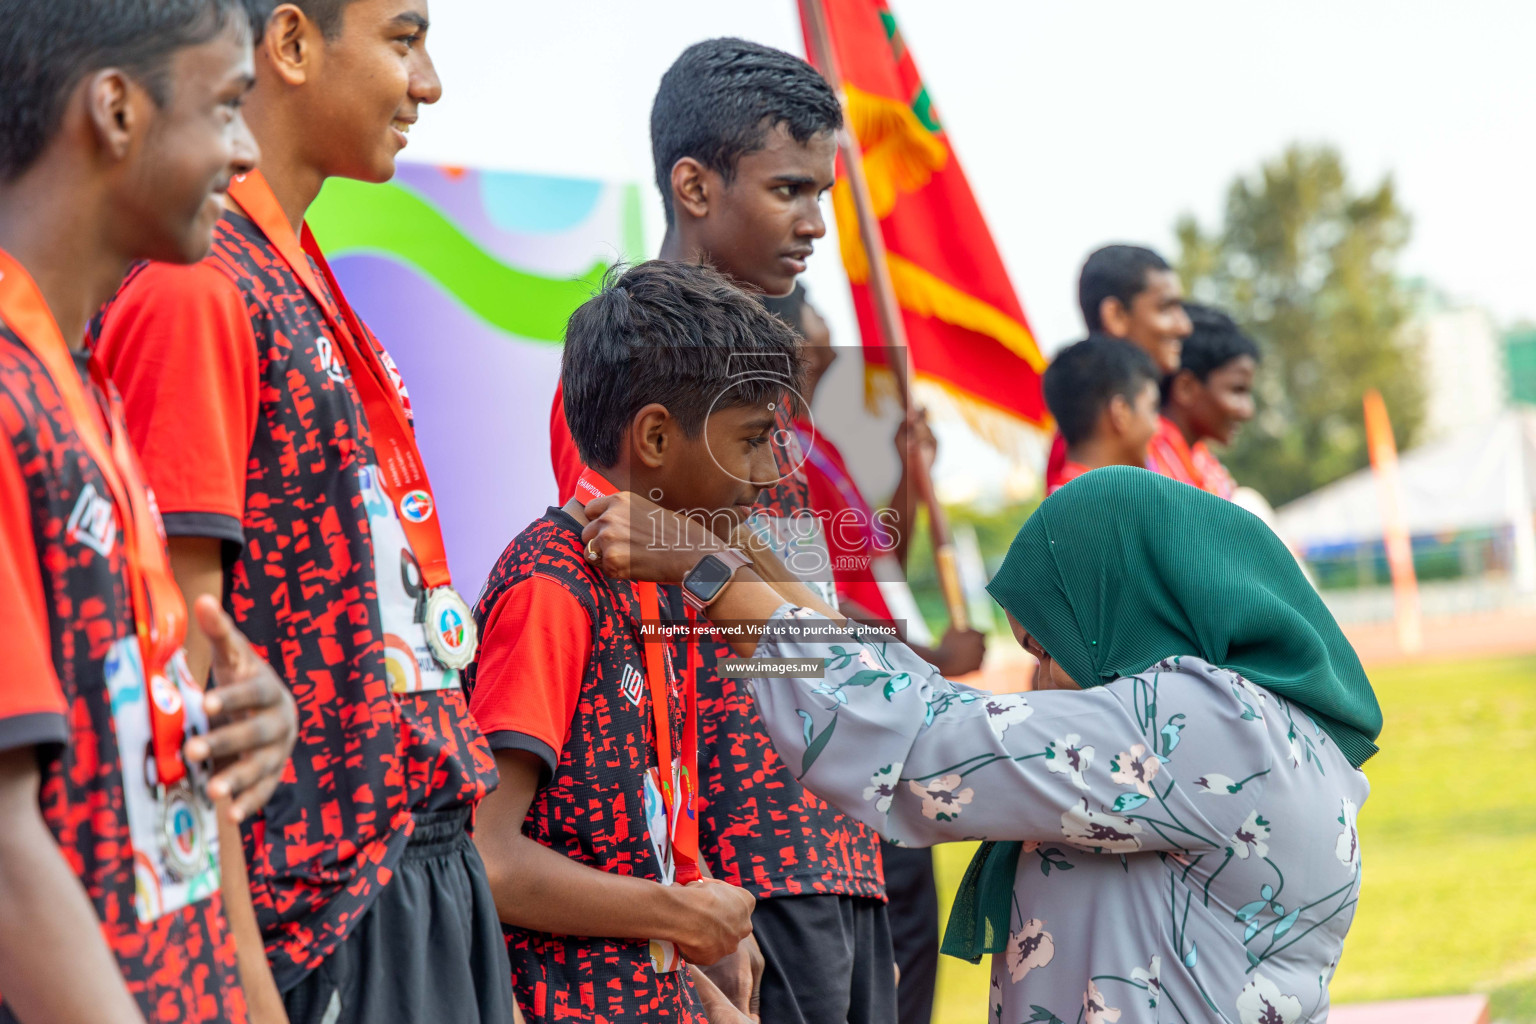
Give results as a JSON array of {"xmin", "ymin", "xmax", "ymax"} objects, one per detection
[
  {"xmin": 1098, "ymin": 296, "xmax": 1131, "ymax": 338},
  {"xmin": 1104, "ymin": 394, "xmax": 1133, "ymax": 438},
  {"xmin": 629, "ymin": 403, "xmax": 672, "ymax": 470},
  {"xmin": 670, "ymin": 157, "xmax": 711, "ymax": 222},
  {"xmin": 261, "ymin": 3, "xmax": 321, "ymax": 86},
  {"xmin": 1169, "ymin": 369, "xmax": 1200, "ymax": 407},
  {"xmin": 84, "ymin": 69, "xmax": 138, "ymax": 163}
]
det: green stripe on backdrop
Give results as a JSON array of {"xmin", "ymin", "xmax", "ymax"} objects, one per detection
[{"xmin": 308, "ymin": 177, "xmax": 613, "ymax": 343}]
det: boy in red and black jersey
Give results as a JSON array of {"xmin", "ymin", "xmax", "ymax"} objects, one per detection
[
  {"xmin": 0, "ymin": 3, "xmax": 298, "ymax": 1022},
  {"xmin": 547, "ymin": 39, "xmax": 900, "ymax": 1024},
  {"xmin": 469, "ymin": 262, "xmax": 791, "ymax": 1023},
  {"xmin": 91, "ymin": 3, "xmax": 513, "ymax": 1023}
]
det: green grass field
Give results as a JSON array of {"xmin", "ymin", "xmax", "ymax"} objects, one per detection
[{"xmin": 926, "ymin": 653, "xmax": 1536, "ymax": 1023}]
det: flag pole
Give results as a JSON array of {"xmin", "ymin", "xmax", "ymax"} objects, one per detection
[{"xmin": 798, "ymin": 0, "xmax": 969, "ymax": 632}]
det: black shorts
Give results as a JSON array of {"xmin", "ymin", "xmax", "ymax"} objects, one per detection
[
  {"xmin": 751, "ymin": 894, "xmax": 897, "ymax": 1024},
  {"xmin": 282, "ymin": 808, "xmax": 516, "ymax": 1024}
]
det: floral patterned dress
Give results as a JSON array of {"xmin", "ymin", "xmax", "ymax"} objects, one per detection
[{"xmin": 750, "ymin": 607, "xmax": 1369, "ymax": 1024}]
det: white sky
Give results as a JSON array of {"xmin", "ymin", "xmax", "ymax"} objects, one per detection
[
  {"xmin": 415, "ymin": 0, "xmax": 1536, "ymax": 342},
  {"xmin": 408, "ymin": 0, "xmax": 1536, "ymax": 498}
]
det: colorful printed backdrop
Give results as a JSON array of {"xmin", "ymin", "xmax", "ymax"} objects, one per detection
[{"xmin": 309, "ymin": 163, "xmax": 644, "ymax": 590}]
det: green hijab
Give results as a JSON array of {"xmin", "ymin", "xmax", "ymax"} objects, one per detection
[{"xmin": 942, "ymin": 467, "xmax": 1381, "ymax": 963}]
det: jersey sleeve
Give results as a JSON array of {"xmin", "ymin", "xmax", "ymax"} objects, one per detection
[
  {"xmin": 549, "ymin": 382, "xmax": 582, "ymax": 505},
  {"xmin": 468, "ymin": 574, "xmax": 591, "ymax": 778},
  {"xmin": 0, "ymin": 434, "xmax": 68, "ymax": 756},
  {"xmin": 92, "ymin": 261, "xmax": 258, "ymax": 548}
]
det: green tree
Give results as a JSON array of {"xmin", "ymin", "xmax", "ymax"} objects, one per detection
[{"xmin": 1176, "ymin": 144, "xmax": 1424, "ymax": 506}]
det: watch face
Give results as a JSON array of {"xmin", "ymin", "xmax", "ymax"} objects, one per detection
[{"xmin": 686, "ymin": 554, "xmax": 736, "ymax": 601}]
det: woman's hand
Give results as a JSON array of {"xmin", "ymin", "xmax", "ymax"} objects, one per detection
[{"xmin": 581, "ymin": 491, "xmax": 726, "ymax": 583}]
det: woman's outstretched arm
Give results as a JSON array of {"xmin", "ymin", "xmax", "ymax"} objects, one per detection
[{"xmin": 583, "ymin": 491, "xmax": 1273, "ymax": 854}]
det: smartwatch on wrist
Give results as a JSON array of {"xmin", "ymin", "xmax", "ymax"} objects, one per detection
[{"xmin": 682, "ymin": 548, "xmax": 750, "ymax": 612}]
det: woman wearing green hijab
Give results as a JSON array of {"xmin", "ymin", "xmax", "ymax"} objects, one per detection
[{"xmin": 581, "ymin": 467, "xmax": 1380, "ymax": 1024}]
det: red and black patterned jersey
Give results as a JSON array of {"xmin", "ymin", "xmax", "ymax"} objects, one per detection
[
  {"xmin": 466, "ymin": 508, "xmax": 706, "ymax": 1023},
  {"xmin": 546, "ymin": 385, "xmax": 884, "ymax": 901},
  {"xmin": 690, "ymin": 402, "xmax": 885, "ymax": 900},
  {"xmin": 91, "ymin": 208, "xmax": 497, "ymax": 991},
  {"xmin": 0, "ymin": 329, "xmax": 244, "ymax": 1023},
  {"xmin": 692, "ymin": 638, "xmax": 884, "ymax": 900}
]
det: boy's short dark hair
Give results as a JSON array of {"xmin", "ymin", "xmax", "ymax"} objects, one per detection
[
  {"xmin": 563, "ymin": 260, "xmax": 805, "ymax": 468},
  {"xmin": 1179, "ymin": 302, "xmax": 1261, "ymax": 381},
  {"xmin": 650, "ymin": 37, "xmax": 842, "ymax": 225},
  {"xmin": 0, "ymin": 0, "xmax": 270, "ymax": 182},
  {"xmin": 1043, "ymin": 334, "xmax": 1161, "ymax": 446},
  {"xmin": 1078, "ymin": 244, "xmax": 1172, "ymax": 332},
  {"xmin": 289, "ymin": 0, "xmax": 361, "ymax": 40}
]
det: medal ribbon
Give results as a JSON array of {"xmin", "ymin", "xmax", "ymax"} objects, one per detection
[
  {"xmin": 0, "ymin": 247, "xmax": 188, "ymax": 785},
  {"xmin": 227, "ymin": 171, "xmax": 452, "ymax": 590},
  {"xmin": 575, "ymin": 468, "xmax": 700, "ymax": 881}
]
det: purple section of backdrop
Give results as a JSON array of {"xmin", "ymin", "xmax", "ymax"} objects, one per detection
[{"xmin": 331, "ymin": 254, "xmax": 561, "ymax": 592}]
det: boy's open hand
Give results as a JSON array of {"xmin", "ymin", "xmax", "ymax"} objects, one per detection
[
  {"xmin": 698, "ymin": 932, "xmax": 764, "ymax": 1020},
  {"xmin": 582, "ymin": 491, "xmax": 726, "ymax": 584},
  {"xmin": 185, "ymin": 595, "xmax": 297, "ymax": 824},
  {"xmin": 690, "ymin": 965, "xmax": 757, "ymax": 1024},
  {"xmin": 671, "ymin": 878, "xmax": 755, "ymax": 966}
]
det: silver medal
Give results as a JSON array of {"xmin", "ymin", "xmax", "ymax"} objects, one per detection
[
  {"xmin": 423, "ymin": 586, "xmax": 478, "ymax": 671},
  {"xmin": 157, "ymin": 781, "xmax": 209, "ymax": 883}
]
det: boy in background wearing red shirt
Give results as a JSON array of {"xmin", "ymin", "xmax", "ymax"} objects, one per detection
[
  {"xmin": 1151, "ymin": 302, "xmax": 1260, "ymax": 499},
  {"xmin": 768, "ymin": 286, "xmax": 984, "ymax": 1024},
  {"xmin": 767, "ymin": 286, "xmax": 985, "ymax": 674},
  {"xmin": 1046, "ymin": 244, "xmax": 1192, "ymax": 492},
  {"xmin": 91, "ymin": 3, "xmax": 513, "ymax": 1022},
  {"xmin": 1041, "ymin": 336, "xmax": 1163, "ymax": 494},
  {"xmin": 0, "ymin": 2, "xmax": 298, "ymax": 1021},
  {"xmin": 468, "ymin": 261, "xmax": 775, "ymax": 1024}
]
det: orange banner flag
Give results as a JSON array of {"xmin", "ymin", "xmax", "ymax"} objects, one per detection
[{"xmin": 1363, "ymin": 388, "xmax": 1422, "ymax": 653}]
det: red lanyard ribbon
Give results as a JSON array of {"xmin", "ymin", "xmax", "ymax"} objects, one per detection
[
  {"xmin": 227, "ymin": 172, "xmax": 452, "ymax": 590},
  {"xmin": 576, "ymin": 468, "xmax": 699, "ymax": 880},
  {"xmin": 0, "ymin": 247, "xmax": 188, "ymax": 786}
]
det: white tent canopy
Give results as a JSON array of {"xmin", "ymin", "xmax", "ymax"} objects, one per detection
[{"xmin": 1276, "ymin": 409, "xmax": 1536, "ymax": 590}]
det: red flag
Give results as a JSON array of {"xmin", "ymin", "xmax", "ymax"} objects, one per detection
[{"xmin": 802, "ymin": 0, "xmax": 1048, "ymax": 442}]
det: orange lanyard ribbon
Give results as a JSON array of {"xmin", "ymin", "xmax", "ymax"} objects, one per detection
[
  {"xmin": 227, "ymin": 172, "xmax": 452, "ymax": 591},
  {"xmin": 576, "ymin": 468, "xmax": 699, "ymax": 880},
  {"xmin": 0, "ymin": 247, "xmax": 188, "ymax": 786}
]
